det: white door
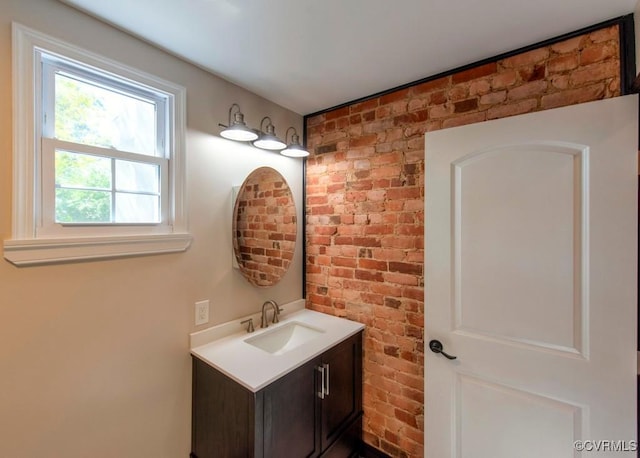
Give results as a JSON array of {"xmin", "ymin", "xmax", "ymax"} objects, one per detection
[{"xmin": 425, "ymin": 95, "xmax": 638, "ymax": 458}]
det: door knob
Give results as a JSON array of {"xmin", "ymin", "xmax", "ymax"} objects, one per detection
[{"xmin": 429, "ymin": 340, "xmax": 457, "ymax": 360}]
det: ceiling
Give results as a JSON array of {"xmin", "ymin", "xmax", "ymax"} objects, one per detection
[{"xmin": 60, "ymin": 0, "xmax": 637, "ymax": 115}]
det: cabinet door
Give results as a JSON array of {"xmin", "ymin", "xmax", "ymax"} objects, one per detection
[
  {"xmin": 262, "ymin": 357, "xmax": 321, "ymax": 458},
  {"xmin": 320, "ymin": 333, "xmax": 363, "ymax": 452},
  {"xmin": 191, "ymin": 357, "xmax": 258, "ymax": 458}
]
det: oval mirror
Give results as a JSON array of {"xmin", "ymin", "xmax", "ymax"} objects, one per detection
[{"xmin": 233, "ymin": 167, "xmax": 297, "ymax": 287}]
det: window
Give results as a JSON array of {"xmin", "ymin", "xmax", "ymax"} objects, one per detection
[{"xmin": 5, "ymin": 24, "xmax": 190, "ymax": 266}]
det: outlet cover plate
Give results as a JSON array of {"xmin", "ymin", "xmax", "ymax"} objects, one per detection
[{"xmin": 195, "ymin": 300, "xmax": 209, "ymax": 326}]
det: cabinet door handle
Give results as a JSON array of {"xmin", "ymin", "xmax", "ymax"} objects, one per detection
[
  {"xmin": 323, "ymin": 363, "xmax": 330, "ymax": 396},
  {"xmin": 317, "ymin": 366, "xmax": 325, "ymax": 399}
]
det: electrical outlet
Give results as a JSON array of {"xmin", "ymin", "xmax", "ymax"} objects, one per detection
[{"xmin": 195, "ymin": 300, "xmax": 209, "ymax": 326}]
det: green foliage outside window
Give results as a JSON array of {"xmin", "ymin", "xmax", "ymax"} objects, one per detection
[{"xmin": 54, "ymin": 77, "xmax": 112, "ymax": 223}]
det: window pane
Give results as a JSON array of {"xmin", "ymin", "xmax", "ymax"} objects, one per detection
[
  {"xmin": 55, "ymin": 189, "xmax": 111, "ymax": 223},
  {"xmin": 115, "ymin": 193, "xmax": 159, "ymax": 223},
  {"xmin": 55, "ymin": 150, "xmax": 111, "ymax": 190},
  {"xmin": 115, "ymin": 160, "xmax": 159, "ymax": 194},
  {"xmin": 55, "ymin": 73, "xmax": 157, "ymax": 156}
]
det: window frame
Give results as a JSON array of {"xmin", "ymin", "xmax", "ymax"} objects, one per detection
[{"xmin": 5, "ymin": 23, "xmax": 191, "ymax": 266}]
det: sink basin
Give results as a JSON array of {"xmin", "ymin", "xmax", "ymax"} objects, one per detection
[{"xmin": 245, "ymin": 321, "xmax": 325, "ymax": 355}]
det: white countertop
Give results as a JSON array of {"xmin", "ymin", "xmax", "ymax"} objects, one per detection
[{"xmin": 190, "ymin": 301, "xmax": 365, "ymax": 392}]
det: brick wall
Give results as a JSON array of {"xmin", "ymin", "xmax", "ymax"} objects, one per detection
[{"xmin": 304, "ymin": 25, "xmax": 621, "ymax": 457}]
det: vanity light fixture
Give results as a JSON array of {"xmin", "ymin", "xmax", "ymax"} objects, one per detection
[
  {"xmin": 280, "ymin": 127, "xmax": 309, "ymax": 158},
  {"xmin": 218, "ymin": 103, "xmax": 259, "ymax": 142},
  {"xmin": 253, "ymin": 117, "xmax": 287, "ymax": 150}
]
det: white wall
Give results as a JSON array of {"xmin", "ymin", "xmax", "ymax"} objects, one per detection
[{"xmin": 0, "ymin": 0, "xmax": 303, "ymax": 456}]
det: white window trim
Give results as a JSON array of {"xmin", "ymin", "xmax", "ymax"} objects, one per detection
[{"xmin": 4, "ymin": 23, "xmax": 191, "ymax": 266}]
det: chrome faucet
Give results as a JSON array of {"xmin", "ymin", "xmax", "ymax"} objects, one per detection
[{"xmin": 260, "ymin": 300, "xmax": 280, "ymax": 328}]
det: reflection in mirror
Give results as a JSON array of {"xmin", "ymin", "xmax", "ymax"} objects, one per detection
[{"xmin": 233, "ymin": 167, "xmax": 296, "ymax": 287}]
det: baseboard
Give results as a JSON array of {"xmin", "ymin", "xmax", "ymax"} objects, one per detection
[{"xmin": 360, "ymin": 442, "xmax": 392, "ymax": 458}]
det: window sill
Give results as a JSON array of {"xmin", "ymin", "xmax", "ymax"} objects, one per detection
[{"xmin": 3, "ymin": 233, "xmax": 192, "ymax": 266}]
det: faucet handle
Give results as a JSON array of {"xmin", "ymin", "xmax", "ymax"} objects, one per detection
[
  {"xmin": 240, "ymin": 318, "xmax": 255, "ymax": 333},
  {"xmin": 272, "ymin": 304, "xmax": 283, "ymax": 324}
]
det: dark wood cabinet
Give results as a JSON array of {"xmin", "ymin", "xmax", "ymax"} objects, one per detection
[{"xmin": 191, "ymin": 331, "xmax": 363, "ymax": 458}]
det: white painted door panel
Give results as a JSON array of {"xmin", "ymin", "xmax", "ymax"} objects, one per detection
[{"xmin": 425, "ymin": 96, "xmax": 638, "ymax": 458}]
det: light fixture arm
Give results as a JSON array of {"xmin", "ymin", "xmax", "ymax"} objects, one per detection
[
  {"xmin": 218, "ymin": 103, "xmax": 241, "ymax": 128},
  {"xmin": 285, "ymin": 126, "xmax": 299, "ymax": 144},
  {"xmin": 259, "ymin": 116, "xmax": 275, "ymax": 134},
  {"xmin": 228, "ymin": 103, "xmax": 241, "ymax": 126}
]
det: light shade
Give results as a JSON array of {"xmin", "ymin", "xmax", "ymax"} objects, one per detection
[
  {"xmin": 220, "ymin": 111, "xmax": 258, "ymax": 141},
  {"xmin": 280, "ymin": 130, "xmax": 309, "ymax": 157},
  {"xmin": 253, "ymin": 118, "xmax": 286, "ymax": 150}
]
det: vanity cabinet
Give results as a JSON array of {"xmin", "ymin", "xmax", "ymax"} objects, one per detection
[{"xmin": 191, "ymin": 331, "xmax": 363, "ymax": 458}]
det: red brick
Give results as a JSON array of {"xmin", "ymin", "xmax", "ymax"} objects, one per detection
[
  {"xmin": 479, "ymin": 91, "xmax": 506, "ymax": 105},
  {"xmin": 541, "ymin": 83, "xmax": 605, "ymax": 109},
  {"xmin": 410, "ymin": 76, "xmax": 450, "ymax": 95},
  {"xmin": 362, "ymin": 110, "xmax": 375, "ymax": 121},
  {"xmin": 308, "ymin": 195, "xmax": 328, "ymax": 205},
  {"xmin": 550, "ymin": 36, "xmax": 583, "ymax": 54},
  {"xmin": 384, "ymin": 272, "xmax": 419, "ymax": 286},
  {"xmin": 469, "ymin": 78, "xmax": 491, "ymax": 96},
  {"xmin": 487, "ymin": 99, "xmax": 537, "ymax": 119},
  {"xmin": 325, "ymin": 106, "xmax": 349, "ymax": 120},
  {"xmin": 408, "ymin": 97, "xmax": 428, "ymax": 112},
  {"xmin": 333, "ymin": 256, "xmax": 357, "ymax": 268},
  {"xmin": 396, "ymin": 224, "xmax": 424, "ymax": 236},
  {"xmin": 589, "ymin": 25, "xmax": 618, "ymax": 44},
  {"xmin": 452, "ymin": 62, "xmax": 497, "ymax": 84},
  {"xmin": 580, "ymin": 42, "xmax": 617, "ymax": 66},
  {"xmin": 350, "ymin": 98, "xmax": 379, "ymax": 114},
  {"xmin": 389, "ymin": 261, "xmax": 423, "ymax": 275},
  {"xmin": 355, "ymin": 269, "xmax": 384, "ymax": 282},
  {"xmin": 387, "ymin": 187, "xmax": 421, "ymax": 200},
  {"xmin": 442, "ymin": 111, "xmax": 487, "ymax": 129},
  {"xmin": 548, "ymin": 54, "xmax": 579, "ymax": 73},
  {"xmin": 329, "ymin": 267, "xmax": 353, "ymax": 278},
  {"xmin": 310, "ymin": 205, "xmax": 334, "ymax": 215},
  {"xmin": 380, "ymin": 88, "xmax": 410, "ymax": 105},
  {"xmin": 337, "ymin": 117, "xmax": 349, "ymax": 129},
  {"xmin": 428, "ymin": 90, "xmax": 447, "ymax": 105},
  {"xmin": 352, "ymin": 236, "xmax": 382, "ymax": 247},
  {"xmin": 392, "ymin": 109, "xmax": 430, "ymax": 126},
  {"xmin": 358, "ymin": 258, "xmax": 388, "ymax": 271},
  {"xmin": 429, "ymin": 103, "xmax": 452, "ymax": 119},
  {"xmin": 307, "ymin": 113, "xmax": 325, "ymax": 126},
  {"xmin": 507, "ymin": 80, "xmax": 548, "ymax": 100},
  {"xmin": 519, "ymin": 64, "xmax": 546, "ymax": 82},
  {"xmin": 314, "ymin": 225, "xmax": 337, "ymax": 236},
  {"xmin": 371, "ymin": 151, "xmax": 402, "ymax": 166},
  {"xmin": 371, "ymin": 165, "xmax": 402, "ymax": 179},
  {"xmin": 550, "ymin": 74, "xmax": 570, "ymax": 90},
  {"xmin": 449, "ymin": 85, "xmax": 468, "ymax": 102},
  {"xmin": 491, "ymin": 69, "xmax": 518, "ymax": 89},
  {"xmin": 501, "ymin": 47, "xmax": 549, "ymax": 67},
  {"xmin": 370, "ymin": 282, "xmax": 403, "ymax": 296},
  {"xmin": 364, "ymin": 225, "xmax": 394, "ymax": 235},
  {"xmin": 570, "ymin": 60, "xmax": 618, "ymax": 86},
  {"xmin": 454, "ymin": 98, "xmax": 479, "ymax": 113},
  {"xmin": 307, "ymin": 235, "xmax": 331, "ymax": 246}
]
